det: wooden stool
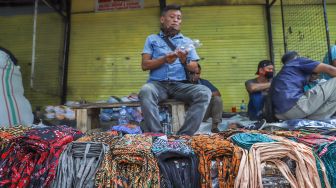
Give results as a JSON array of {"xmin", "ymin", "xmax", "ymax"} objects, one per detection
[{"xmin": 71, "ymin": 99, "xmax": 186, "ymax": 134}]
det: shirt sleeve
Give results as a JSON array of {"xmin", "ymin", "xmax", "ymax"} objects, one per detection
[
  {"xmin": 142, "ymin": 36, "xmax": 153, "ymax": 55},
  {"xmin": 299, "ymin": 58, "xmax": 320, "ymax": 73}
]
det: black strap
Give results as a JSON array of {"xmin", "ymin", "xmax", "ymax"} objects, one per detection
[{"xmin": 161, "ymin": 36, "xmax": 177, "ymax": 51}]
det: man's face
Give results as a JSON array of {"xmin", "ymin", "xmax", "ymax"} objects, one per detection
[
  {"xmin": 160, "ymin": 10, "xmax": 182, "ymax": 31},
  {"xmin": 193, "ymin": 67, "xmax": 201, "ymax": 82},
  {"xmin": 259, "ymin": 65, "xmax": 274, "ymax": 75}
]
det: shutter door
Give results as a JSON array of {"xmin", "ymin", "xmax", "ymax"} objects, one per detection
[
  {"xmin": 0, "ymin": 12, "xmax": 63, "ymax": 108},
  {"xmin": 68, "ymin": 5, "xmax": 269, "ymax": 111}
]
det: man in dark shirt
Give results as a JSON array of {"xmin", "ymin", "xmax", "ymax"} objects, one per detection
[
  {"xmin": 192, "ymin": 64, "xmax": 223, "ymax": 133},
  {"xmin": 271, "ymin": 51, "xmax": 336, "ymax": 120},
  {"xmin": 245, "ymin": 60, "xmax": 274, "ymax": 120}
]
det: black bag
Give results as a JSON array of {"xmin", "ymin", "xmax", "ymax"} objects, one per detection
[{"xmin": 161, "ymin": 36, "xmax": 194, "ymax": 83}]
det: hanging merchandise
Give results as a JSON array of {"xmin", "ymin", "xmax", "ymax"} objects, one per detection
[
  {"xmin": 151, "ymin": 136, "xmax": 200, "ymax": 188},
  {"xmin": 95, "ymin": 134, "xmax": 159, "ymax": 188},
  {"xmin": 0, "ymin": 126, "xmax": 84, "ymax": 187},
  {"xmin": 52, "ymin": 142, "xmax": 109, "ymax": 188},
  {"xmin": 234, "ymin": 134, "xmax": 331, "ymax": 188},
  {"xmin": 191, "ymin": 134, "xmax": 242, "ymax": 188}
]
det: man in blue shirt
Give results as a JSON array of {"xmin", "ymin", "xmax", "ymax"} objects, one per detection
[
  {"xmin": 245, "ymin": 60, "xmax": 274, "ymax": 120},
  {"xmin": 139, "ymin": 4, "xmax": 211, "ymax": 135},
  {"xmin": 271, "ymin": 51, "xmax": 336, "ymax": 120},
  {"xmin": 192, "ymin": 64, "xmax": 223, "ymax": 133}
]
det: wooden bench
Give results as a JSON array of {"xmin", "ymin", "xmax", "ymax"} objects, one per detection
[{"xmin": 71, "ymin": 99, "xmax": 186, "ymax": 134}]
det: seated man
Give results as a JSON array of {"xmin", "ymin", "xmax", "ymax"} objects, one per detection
[
  {"xmin": 271, "ymin": 51, "xmax": 336, "ymax": 120},
  {"xmin": 139, "ymin": 5, "xmax": 211, "ymax": 135},
  {"xmin": 191, "ymin": 64, "xmax": 223, "ymax": 133},
  {"xmin": 245, "ymin": 60, "xmax": 274, "ymax": 120}
]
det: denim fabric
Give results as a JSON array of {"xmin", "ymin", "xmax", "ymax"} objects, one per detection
[
  {"xmin": 142, "ymin": 32, "xmax": 200, "ymax": 81},
  {"xmin": 139, "ymin": 81, "xmax": 211, "ymax": 135}
]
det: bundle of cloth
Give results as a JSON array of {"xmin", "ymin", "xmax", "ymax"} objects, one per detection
[
  {"xmin": 52, "ymin": 141, "xmax": 109, "ymax": 188},
  {"xmin": 96, "ymin": 134, "xmax": 159, "ymax": 188},
  {"xmin": 151, "ymin": 136, "xmax": 199, "ymax": 188},
  {"xmin": 231, "ymin": 133, "xmax": 331, "ymax": 188},
  {"xmin": 190, "ymin": 134, "xmax": 242, "ymax": 188},
  {"xmin": 0, "ymin": 125, "xmax": 83, "ymax": 187}
]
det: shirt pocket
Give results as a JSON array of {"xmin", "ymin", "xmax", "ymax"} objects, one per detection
[{"xmin": 152, "ymin": 41, "xmax": 171, "ymax": 57}]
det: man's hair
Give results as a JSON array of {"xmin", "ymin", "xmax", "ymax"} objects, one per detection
[
  {"xmin": 281, "ymin": 51, "xmax": 299, "ymax": 64},
  {"xmin": 161, "ymin": 4, "xmax": 181, "ymax": 16}
]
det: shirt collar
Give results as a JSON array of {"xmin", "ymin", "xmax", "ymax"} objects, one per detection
[{"xmin": 159, "ymin": 31, "xmax": 183, "ymax": 39}]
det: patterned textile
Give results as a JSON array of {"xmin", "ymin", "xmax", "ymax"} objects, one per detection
[
  {"xmin": 152, "ymin": 137, "xmax": 199, "ymax": 188},
  {"xmin": 0, "ymin": 126, "xmax": 83, "ymax": 188},
  {"xmin": 296, "ymin": 134, "xmax": 336, "ymax": 149},
  {"xmin": 316, "ymin": 141, "xmax": 336, "ymax": 188},
  {"xmin": 96, "ymin": 134, "xmax": 159, "ymax": 188},
  {"xmin": 52, "ymin": 142, "xmax": 109, "ymax": 188},
  {"xmin": 110, "ymin": 125, "xmax": 142, "ymax": 134},
  {"xmin": 0, "ymin": 125, "xmax": 30, "ymax": 150},
  {"xmin": 191, "ymin": 134, "xmax": 242, "ymax": 188}
]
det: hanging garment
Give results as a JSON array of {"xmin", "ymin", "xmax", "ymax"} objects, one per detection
[
  {"xmin": 152, "ymin": 137, "xmax": 200, "ymax": 188},
  {"xmin": 191, "ymin": 134, "xmax": 242, "ymax": 188},
  {"xmin": 52, "ymin": 142, "xmax": 109, "ymax": 188}
]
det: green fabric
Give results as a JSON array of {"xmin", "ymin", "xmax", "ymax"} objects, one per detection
[{"xmin": 230, "ymin": 133, "xmax": 276, "ymax": 150}]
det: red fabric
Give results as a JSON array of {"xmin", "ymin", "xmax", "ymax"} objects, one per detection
[{"xmin": 0, "ymin": 126, "xmax": 83, "ymax": 188}]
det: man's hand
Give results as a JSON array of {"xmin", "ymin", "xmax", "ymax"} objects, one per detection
[
  {"xmin": 165, "ymin": 52, "xmax": 178, "ymax": 64},
  {"xmin": 175, "ymin": 49, "xmax": 188, "ymax": 65}
]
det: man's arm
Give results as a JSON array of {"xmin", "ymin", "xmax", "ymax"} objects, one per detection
[
  {"xmin": 245, "ymin": 80, "xmax": 271, "ymax": 93},
  {"xmin": 313, "ymin": 63, "xmax": 336, "ymax": 77},
  {"xmin": 212, "ymin": 91, "xmax": 221, "ymax": 97},
  {"xmin": 141, "ymin": 53, "xmax": 177, "ymax": 71}
]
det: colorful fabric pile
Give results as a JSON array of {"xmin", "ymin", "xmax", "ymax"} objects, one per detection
[
  {"xmin": 152, "ymin": 136, "xmax": 199, "ymax": 188},
  {"xmin": 0, "ymin": 125, "xmax": 30, "ymax": 150},
  {"xmin": 232, "ymin": 133, "xmax": 331, "ymax": 188},
  {"xmin": 0, "ymin": 125, "xmax": 83, "ymax": 188},
  {"xmin": 191, "ymin": 134, "xmax": 242, "ymax": 188},
  {"xmin": 96, "ymin": 134, "xmax": 159, "ymax": 188}
]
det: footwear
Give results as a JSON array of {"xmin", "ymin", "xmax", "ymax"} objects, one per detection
[
  {"xmin": 211, "ymin": 127, "xmax": 220, "ymax": 133},
  {"xmin": 250, "ymin": 119, "xmax": 266, "ymax": 130}
]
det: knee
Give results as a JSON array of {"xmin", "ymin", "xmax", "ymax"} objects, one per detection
[
  {"xmin": 139, "ymin": 84, "xmax": 157, "ymax": 100},
  {"xmin": 212, "ymin": 96, "xmax": 223, "ymax": 104},
  {"xmin": 197, "ymin": 85, "xmax": 212, "ymax": 101}
]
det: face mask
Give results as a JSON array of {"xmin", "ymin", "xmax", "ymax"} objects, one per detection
[{"xmin": 265, "ymin": 71, "xmax": 273, "ymax": 79}]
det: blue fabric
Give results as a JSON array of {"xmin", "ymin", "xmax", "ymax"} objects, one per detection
[
  {"xmin": 230, "ymin": 133, "xmax": 276, "ymax": 150},
  {"xmin": 320, "ymin": 45, "xmax": 336, "ymax": 80},
  {"xmin": 270, "ymin": 57, "xmax": 320, "ymax": 114},
  {"xmin": 198, "ymin": 78, "xmax": 218, "ymax": 93},
  {"xmin": 110, "ymin": 125, "xmax": 142, "ymax": 134},
  {"xmin": 247, "ymin": 92, "xmax": 265, "ymax": 120},
  {"xmin": 142, "ymin": 32, "xmax": 200, "ymax": 82}
]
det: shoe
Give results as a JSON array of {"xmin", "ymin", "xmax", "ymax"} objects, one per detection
[
  {"xmin": 211, "ymin": 127, "xmax": 220, "ymax": 133},
  {"xmin": 250, "ymin": 119, "xmax": 266, "ymax": 130}
]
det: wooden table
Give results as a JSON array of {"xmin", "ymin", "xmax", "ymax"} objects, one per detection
[{"xmin": 71, "ymin": 100, "xmax": 186, "ymax": 133}]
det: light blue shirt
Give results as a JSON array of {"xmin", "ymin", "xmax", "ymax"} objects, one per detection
[
  {"xmin": 320, "ymin": 45, "xmax": 336, "ymax": 80},
  {"xmin": 142, "ymin": 32, "xmax": 200, "ymax": 81}
]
